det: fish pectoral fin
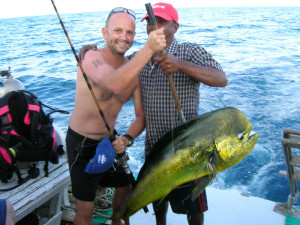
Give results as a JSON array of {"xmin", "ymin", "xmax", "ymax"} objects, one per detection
[{"xmin": 191, "ymin": 175, "xmax": 213, "ymax": 201}]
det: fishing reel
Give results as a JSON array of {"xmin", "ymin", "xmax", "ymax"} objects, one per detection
[
  {"xmin": 110, "ymin": 131, "xmax": 131, "ymax": 175},
  {"xmin": 115, "ymin": 152, "xmax": 131, "ymax": 175}
]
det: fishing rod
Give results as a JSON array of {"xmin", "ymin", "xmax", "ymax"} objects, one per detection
[
  {"xmin": 145, "ymin": 3, "xmax": 186, "ymax": 124},
  {"xmin": 51, "ymin": 0, "xmax": 115, "ymax": 140}
]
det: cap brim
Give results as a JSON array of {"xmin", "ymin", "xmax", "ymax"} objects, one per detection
[
  {"xmin": 84, "ymin": 137, "xmax": 116, "ymax": 174},
  {"xmin": 141, "ymin": 13, "xmax": 149, "ymax": 22},
  {"xmin": 141, "ymin": 12, "xmax": 174, "ymax": 22}
]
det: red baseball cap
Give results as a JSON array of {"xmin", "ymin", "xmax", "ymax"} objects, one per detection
[{"xmin": 141, "ymin": 2, "xmax": 179, "ymax": 23}]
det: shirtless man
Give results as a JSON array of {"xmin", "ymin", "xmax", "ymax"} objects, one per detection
[{"xmin": 66, "ymin": 7, "xmax": 166, "ymax": 225}]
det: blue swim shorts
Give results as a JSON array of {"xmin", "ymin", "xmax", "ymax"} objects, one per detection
[{"xmin": 0, "ymin": 199, "xmax": 6, "ymax": 225}]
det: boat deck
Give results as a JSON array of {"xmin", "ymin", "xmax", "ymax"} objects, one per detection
[
  {"xmin": 130, "ymin": 187, "xmax": 287, "ymax": 225},
  {"xmin": 0, "ymin": 157, "xmax": 71, "ymax": 224}
]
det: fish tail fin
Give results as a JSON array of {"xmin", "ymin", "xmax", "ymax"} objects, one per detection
[
  {"xmin": 111, "ymin": 210, "xmax": 130, "ymax": 225},
  {"xmin": 110, "ymin": 210, "xmax": 123, "ymax": 221}
]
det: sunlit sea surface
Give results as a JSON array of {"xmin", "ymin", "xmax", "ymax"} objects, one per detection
[{"xmin": 1, "ymin": 7, "xmax": 299, "ymax": 208}]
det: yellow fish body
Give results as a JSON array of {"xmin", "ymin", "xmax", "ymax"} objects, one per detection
[{"xmin": 114, "ymin": 107, "xmax": 259, "ymax": 224}]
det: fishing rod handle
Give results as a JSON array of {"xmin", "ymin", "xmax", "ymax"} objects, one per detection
[{"xmin": 167, "ymin": 76, "xmax": 186, "ymax": 123}]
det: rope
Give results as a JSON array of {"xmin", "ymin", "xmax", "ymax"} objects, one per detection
[{"xmin": 64, "ymin": 185, "xmax": 115, "ymax": 219}]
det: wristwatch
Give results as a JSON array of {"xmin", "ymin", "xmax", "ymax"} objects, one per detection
[{"xmin": 123, "ymin": 134, "xmax": 134, "ymax": 147}]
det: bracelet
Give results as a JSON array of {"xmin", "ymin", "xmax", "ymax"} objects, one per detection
[{"xmin": 123, "ymin": 134, "xmax": 134, "ymax": 147}]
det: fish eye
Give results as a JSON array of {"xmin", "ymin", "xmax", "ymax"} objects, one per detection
[{"xmin": 238, "ymin": 133, "xmax": 244, "ymax": 140}]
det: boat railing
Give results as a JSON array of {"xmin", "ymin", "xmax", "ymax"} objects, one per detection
[{"xmin": 273, "ymin": 128, "xmax": 300, "ymax": 219}]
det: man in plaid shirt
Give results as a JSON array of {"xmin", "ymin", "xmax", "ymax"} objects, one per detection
[{"xmin": 138, "ymin": 3, "xmax": 227, "ymax": 225}]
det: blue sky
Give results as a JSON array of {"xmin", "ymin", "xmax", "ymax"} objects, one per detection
[{"xmin": 1, "ymin": 0, "xmax": 299, "ymax": 18}]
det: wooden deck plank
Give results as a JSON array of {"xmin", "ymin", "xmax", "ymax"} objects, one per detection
[{"xmin": 0, "ymin": 157, "xmax": 71, "ymax": 222}]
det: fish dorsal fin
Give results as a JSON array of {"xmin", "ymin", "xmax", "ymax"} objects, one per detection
[{"xmin": 147, "ymin": 110, "xmax": 218, "ymax": 159}]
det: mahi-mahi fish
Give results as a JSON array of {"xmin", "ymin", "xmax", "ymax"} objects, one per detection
[{"xmin": 113, "ymin": 107, "xmax": 259, "ymax": 224}]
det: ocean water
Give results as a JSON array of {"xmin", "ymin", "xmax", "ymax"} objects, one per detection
[{"xmin": 1, "ymin": 7, "xmax": 300, "ymax": 209}]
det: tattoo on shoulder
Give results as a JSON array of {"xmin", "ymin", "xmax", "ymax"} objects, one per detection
[{"xmin": 92, "ymin": 59, "xmax": 103, "ymax": 68}]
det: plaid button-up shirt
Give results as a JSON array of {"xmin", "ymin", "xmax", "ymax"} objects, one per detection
[{"xmin": 130, "ymin": 39, "xmax": 223, "ymax": 156}]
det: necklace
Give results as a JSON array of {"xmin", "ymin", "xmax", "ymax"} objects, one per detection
[{"xmin": 99, "ymin": 49, "xmax": 113, "ymax": 67}]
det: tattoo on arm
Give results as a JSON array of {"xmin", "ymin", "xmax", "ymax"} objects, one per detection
[{"xmin": 92, "ymin": 59, "xmax": 103, "ymax": 68}]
